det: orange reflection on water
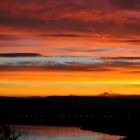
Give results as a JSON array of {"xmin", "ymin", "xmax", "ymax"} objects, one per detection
[{"xmin": 9, "ymin": 125, "xmax": 125, "ymax": 140}]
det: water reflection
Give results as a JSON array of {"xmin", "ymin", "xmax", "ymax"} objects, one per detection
[{"xmin": 9, "ymin": 125, "xmax": 124, "ymax": 140}]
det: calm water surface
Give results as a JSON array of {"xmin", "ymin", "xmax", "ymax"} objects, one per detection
[{"xmin": 9, "ymin": 125, "xmax": 124, "ymax": 140}]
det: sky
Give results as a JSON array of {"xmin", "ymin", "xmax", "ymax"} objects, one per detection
[{"xmin": 0, "ymin": 0, "xmax": 140, "ymax": 96}]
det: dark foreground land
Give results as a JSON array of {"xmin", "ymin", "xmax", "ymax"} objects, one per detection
[{"xmin": 0, "ymin": 95, "xmax": 140, "ymax": 139}]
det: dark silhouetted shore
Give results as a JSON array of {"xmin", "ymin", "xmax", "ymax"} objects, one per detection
[{"xmin": 0, "ymin": 95, "xmax": 140, "ymax": 139}]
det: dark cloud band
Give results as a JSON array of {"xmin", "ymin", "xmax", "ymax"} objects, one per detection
[
  {"xmin": 101, "ymin": 57, "xmax": 140, "ymax": 60},
  {"xmin": 0, "ymin": 53, "xmax": 42, "ymax": 57}
]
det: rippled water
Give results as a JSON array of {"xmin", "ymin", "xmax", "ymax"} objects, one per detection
[{"xmin": 9, "ymin": 125, "xmax": 124, "ymax": 140}]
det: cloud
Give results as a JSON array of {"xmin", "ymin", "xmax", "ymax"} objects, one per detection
[
  {"xmin": 0, "ymin": 34, "xmax": 19, "ymax": 40},
  {"xmin": 0, "ymin": 0, "xmax": 140, "ymax": 38},
  {"xmin": 100, "ymin": 56, "xmax": 140, "ymax": 68},
  {"xmin": 111, "ymin": 0, "xmax": 140, "ymax": 10},
  {"xmin": 52, "ymin": 47, "xmax": 113, "ymax": 52},
  {"xmin": 0, "ymin": 53, "xmax": 42, "ymax": 57},
  {"xmin": 114, "ymin": 39, "xmax": 140, "ymax": 44},
  {"xmin": 0, "ymin": 15, "xmax": 139, "ymax": 37},
  {"xmin": 101, "ymin": 56, "xmax": 140, "ymax": 60},
  {"xmin": 127, "ymin": 70, "xmax": 140, "ymax": 73},
  {"xmin": 0, "ymin": 61, "xmax": 110, "ymax": 71},
  {"xmin": 0, "ymin": 57, "xmax": 139, "ymax": 71},
  {"xmin": 41, "ymin": 34, "xmax": 88, "ymax": 38}
]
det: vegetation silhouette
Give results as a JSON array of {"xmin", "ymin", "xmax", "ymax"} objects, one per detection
[{"xmin": 0, "ymin": 125, "xmax": 22, "ymax": 140}]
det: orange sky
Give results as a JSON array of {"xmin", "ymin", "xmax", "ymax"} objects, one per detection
[{"xmin": 0, "ymin": 0, "xmax": 140, "ymax": 96}]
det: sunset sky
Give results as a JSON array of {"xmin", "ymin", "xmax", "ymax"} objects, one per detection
[{"xmin": 0, "ymin": 0, "xmax": 140, "ymax": 96}]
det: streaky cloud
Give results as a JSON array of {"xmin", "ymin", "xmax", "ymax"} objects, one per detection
[
  {"xmin": 0, "ymin": 59, "xmax": 140, "ymax": 71},
  {"xmin": 41, "ymin": 34, "xmax": 89, "ymax": 38},
  {"xmin": 101, "ymin": 56, "xmax": 140, "ymax": 60},
  {"xmin": 0, "ymin": 53, "xmax": 42, "ymax": 57}
]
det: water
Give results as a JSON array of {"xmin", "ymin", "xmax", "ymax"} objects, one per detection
[{"xmin": 9, "ymin": 125, "xmax": 124, "ymax": 140}]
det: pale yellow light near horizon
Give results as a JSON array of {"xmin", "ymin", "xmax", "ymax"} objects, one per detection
[{"xmin": 0, "ymin": 71, "xmax": 140, "ymax": 97}]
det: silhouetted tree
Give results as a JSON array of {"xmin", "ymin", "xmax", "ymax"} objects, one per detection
[{"xmin": 0, "ymin": 125, "xmax": 21, "ymax": 140}]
